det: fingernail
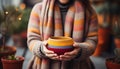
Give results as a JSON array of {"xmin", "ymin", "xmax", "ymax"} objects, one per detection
[
  {"xmin": 54, "ymin": 54, "xmax": 57, "ymax": 56},
  {"xmin": 65, "ymin": 53, "xmax": 68, "ymax": 55},
  {"xmin": 60, "ymin": 55, "xmax": 63, "ymax": 58}
]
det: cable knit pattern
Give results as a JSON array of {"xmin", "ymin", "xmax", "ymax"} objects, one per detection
[{"xmin": 27, "ymin": 0, "xmax": 98, "ymax": 69}]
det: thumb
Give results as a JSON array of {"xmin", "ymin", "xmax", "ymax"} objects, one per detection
[
  {"xmin": 43, "ymin": 40, "xmax": 48, "ymax": 46},
  {"xmin": 73, "ymin": 42, "xmax": 79, "ymax": 47},
  {"xmin": 43, "ymin": 44, "xmax": 54, "ymax": 53}
]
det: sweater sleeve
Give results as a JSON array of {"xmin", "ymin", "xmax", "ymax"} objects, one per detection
[
  {"xmin": 75, "ymin": 12, "xmax": 98, "ymax": 61},
  {"xmin": 27, "ymin": 3, "xmax": 47, "ymax": 58}
]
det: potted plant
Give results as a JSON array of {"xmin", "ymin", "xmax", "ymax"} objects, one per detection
[
  {"xmin": 11, "ymin": 8, "xmax": 31, "ymax": 48},
  {"xmin": 93, "ymin": 14, "xmax": 111, "ymax": 56},
  {"xmin": 11, "ymin": 8, "xmax": 31, "ymax": 57},
  {"xmin": 106, "ymin": 48, "xmax": 120, "ymax": 69},
  {"xmin": 92, "ymin": 1, "xmax": 111, "ymax": 56},
  {"xmin": 0, "ymin": 5, "xmax": 22, "ymax": 68},
  {"xmin": 93, "ymin": 1, "xmax": 120, "ymax": 56},
  {"xmin": 1, "ymin": 55, "xmax": 24, "ymax": 69},
  {"xmin": 106, "ymin": 5, "xmax": 120, "ymax": 68},
  {"xmin": 112, "ymin": 17, "xmax": 120, "ymax": 48}
]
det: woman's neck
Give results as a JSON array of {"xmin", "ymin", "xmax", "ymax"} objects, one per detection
[{"xmin": 56, "ymin": 0, "xmax": 74, "ymax": 9}]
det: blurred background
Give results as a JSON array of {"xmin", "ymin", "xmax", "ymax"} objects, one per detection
[{"xmin": 0, "ymin": 0, "xmax": 120, "ymax": 69}]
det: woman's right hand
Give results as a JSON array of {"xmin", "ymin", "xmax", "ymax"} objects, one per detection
[{"xmin": 42, "ymin": 41, "xmax": 60, "ymax": 60}]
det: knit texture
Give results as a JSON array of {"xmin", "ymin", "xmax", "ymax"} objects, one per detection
[
  {"xmin": 40, "ymin": 0, "xmax": 85, "ymax": 40},
  {"xmin": 27, "ymin": 0, "xmax": 98, "ymax": 69}
]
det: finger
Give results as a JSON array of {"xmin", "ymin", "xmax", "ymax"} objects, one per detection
[
  {"xmin": 46, "ymin": 53, "xmax": 57, "ymax": 57},
  {"xmin": 65, "ymin": 46, "xmax": 81, "ymax": 55},
  {"xmin": 64, "ymin": 49, "xmax": 77, "ymax": 56},
  {"xmin": 60, "ymin": 56, "xmax": 73, "ymax": 61},
  {"xmin": 51, "ymin": 56, "xmax": 60, "ymax": 60},
  {"xmin": 43, "ymin": 41, "xmax": 48, "ymax": 46},
  {"xmin": 43, "ymin": 46, "xmax": 54, "ymax": 54},
  {"xmin": 45, "ymin": 49, "xmax": 54, "ymax": 54},
  {"xmin": 46, "ymin": 54, "xmax": 60, "ymax": 60},
  {"xmin": 60, "ymin": 55, "xmax": 73, "ymax": 59},
  {"xmin": 73, "ymin": 43, "xmax": 79, "ymax": 47},
  {"xmin": 60, "ymin": 56, "xmax": 71, "ymax": 59}
]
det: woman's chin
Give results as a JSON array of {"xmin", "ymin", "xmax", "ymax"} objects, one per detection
[{"xmin": 59, "ymin": 0, "xmax": 69, "ymax": 4}]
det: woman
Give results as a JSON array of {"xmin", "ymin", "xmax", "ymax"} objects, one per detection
[{"xmin": 27, "ymin": 0, "xmax": 98, "ymax": 69}]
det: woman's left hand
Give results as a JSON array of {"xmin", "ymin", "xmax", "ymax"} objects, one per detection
[{"xmin": 59, "ymin": 42, "xmax": 81, "ymax": 61}]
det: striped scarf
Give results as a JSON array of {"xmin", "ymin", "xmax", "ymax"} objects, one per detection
[{"xmin": 40, "ymin": 0, "xmax": 85, "ymax": 42}]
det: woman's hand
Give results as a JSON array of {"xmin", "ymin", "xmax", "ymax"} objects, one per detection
[
  {"xmin": 59, "ymin": 42, "xmax": 81, "ymax": 61},
  {"xmin": 42, "ymin": 41, "xmax": 59, "ymax": 60}
]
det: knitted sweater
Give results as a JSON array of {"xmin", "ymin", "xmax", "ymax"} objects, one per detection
[{"xmin": 27, "ymin": 1, "xmax": 98, "ymax": 69}]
